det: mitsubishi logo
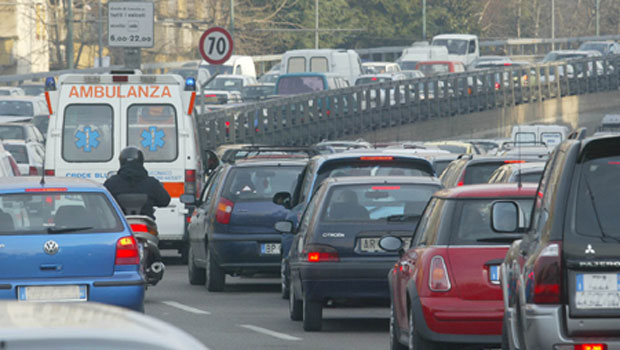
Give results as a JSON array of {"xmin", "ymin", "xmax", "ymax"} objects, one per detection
[
  {"xmin": 43, "ymin": 240, "xmax": 59, "ymax": 255},
  {"xmin": 585, "ymin": 244, "xmax": 596, "ymax": 254}
]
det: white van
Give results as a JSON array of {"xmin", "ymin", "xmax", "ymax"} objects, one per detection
[
  {"xmin": 398, "ymin": 43, "xmax": 449, "ymax": 70},
  {"xmin": 43, "ymin": 73, "xmax": 204, "ymax": 255},
  {"xmin": 281, "ymin": 49, "xmax": 363, "ymax": 85},
  {"xmin": 430, "ymin": 34, "xmax": 480, "ymax": 67},
  {"xmin": 511, "ymin": 124, "xmax": 570, "ymax": 148},
  {"xmin": 200, "ymin": 55, "xmax": 257, "ymax": 79}
]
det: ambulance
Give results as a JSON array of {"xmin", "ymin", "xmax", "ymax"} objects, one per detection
[{"xmin": 43, "ymin": 72, "xmax": 203, "ymax": 257}]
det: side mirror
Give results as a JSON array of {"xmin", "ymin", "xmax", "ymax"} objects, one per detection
[
  {"xmin": 180, "ymin": 193, "xmax": 196, "ymax": 205},
  {"xmin": 491, "ymin": 201, "xmax": 519, "ymax": 233},
  {"xmin": 379, "ymin": 236, "xmax": 404, "ymax": 255},
  {"xmin": 274, "ymin": 220, "xmax": 293, "ymax": 234},
  {"xmin": 203, "ymin": 150, "xmax": 219, "ymax": 174},
  {"xmin": 273, "ymin": 192, "xmax": 292, "ymax": 209}
]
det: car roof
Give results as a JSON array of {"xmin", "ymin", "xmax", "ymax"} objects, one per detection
[
  {"xmin": 322, "ymin": 176, "xmax": 442, "ymax": 187},
  {"xmin": 0, "ymin": 96, "xmax": 38, "ymax": 101},
  {"xmin": 356, "ymin": 74, "xmax": 396, "ymax": 79},
  {"xmin": 230, "ymin": 159, "xmax": 308, "ymax": 167},
  {"xmin": 457, "ymin": 155, "xmax": 541, "ymax": 164},
  {"xmin": 416, "ymin": 61, "xmax": 461, "ymax": 65},
  {"xmin": 314, "ymin": 150, "xmax": 430, "ymax": 163},
  {"xmin": 279, "ymin": 72, "xmax": 345, "ymax": 78},
  {"xmin": 435, "ymin": 183, "xmax": 538, "ymax": 199},
  {"xmin": 432, "ymin": 34, "xmax": 477, "ymax": 40},
  {"xmin": 0, "ymin": 176, "xmax": 104, "ymax": 191}
]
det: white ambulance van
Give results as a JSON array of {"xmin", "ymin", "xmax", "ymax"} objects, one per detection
[{"xmin": 43, "ymin": 73, "xmax": 203, "ymax": 256}]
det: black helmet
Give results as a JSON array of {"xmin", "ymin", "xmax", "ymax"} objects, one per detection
[{"xmin": 119, "ymin": 146, "xmax": 144, "ymax": 166}]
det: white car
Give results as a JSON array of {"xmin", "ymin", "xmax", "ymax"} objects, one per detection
[
  {"xmin": 2, "ymin": 139, "xmax": 44, "ymax": 175},
  {"xmin": 0, "ymin": 142, "xmax": 20, "ymax": 177},
  {"xmin": 0, "ymin": 86, "xmax": 25, "ymax": 96}
]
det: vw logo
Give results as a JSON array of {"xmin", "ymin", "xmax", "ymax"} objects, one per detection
[
  {"xmin": 585, "ymin": 244, "xmax": 596, "ymax": 255},
  {"xmin": 43, "ymin": 240, "xmax": 59, "ymax": 255}
]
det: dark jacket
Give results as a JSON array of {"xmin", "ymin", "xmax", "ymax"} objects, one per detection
[{"xmin": 104, "ymin": 162, "xmax": 171, "ymax": 219}]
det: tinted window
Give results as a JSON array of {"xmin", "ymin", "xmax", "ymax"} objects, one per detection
[
  {"xmin": 464, "ymin": 162, "xmax": 505, "ymax": 185},
  {"xmin": 451, "ymin": 198, "xmax": 534, "ymax": 245},
  {"xmin": 127, "ymin": 104, "xmax": 178, "ymax": 162},
  {"xmin": 276, "ymin": 76, "xmax": 325, "ymax": 95},
  {"xmin": 310, "ymin": 57, "xmax": 328, "ymax": 72},
  {"xmin": 414, "ymin": 198, "xmax": 445, "ymax": 247},
  {"xmin": 417, "ymin": 63, "xmax": 450, "ymax": 76},
  {"xmin": 432, "ymin": 39, "xmax": 468, "ymax": 55},
  {"xmin": 205, "ymin": 78, "xmax": 244, "ymax": 91},
  {"xmin": 203, "ymin": 65, "xmax": 233, "ymax": 75},
  {"xmin": 321, "ymin": 184, "xmax": 438, "ymax": 222},
  {"xmin": 0, "ymin": 125, "xmax": 25, "ymax": 140},
  {"xmin": 4, "ymin": 144, "xmax": 28, "ymax": 163},
  {"xmin": 0, "ymin": 100, "xmax": 33, "ymax": 116},
  {"xmin": 62, "ymin": 104, "xmax": 113, "ymax": 162},
  {"xmin": 287, "ymin": 57, "xmax": 306, "ymax": 73},
  {"xmin": 401, "ymin": 61, "xmax": 418, "ymax": 70},
  {"xmin": 0, "ymin": 192, "xmax": 123, "ymax": 234},
  {"xmin": 222, "ymin": 166, "xmax": 303, "ymax": 202},
  {"xmin": 518, "ymin": 172, "xmax": 543, "ymax": 183}
]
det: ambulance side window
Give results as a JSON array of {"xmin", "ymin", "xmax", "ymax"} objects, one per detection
[
  {"xmin": 127, "ymin": 104, "xmax": 178, "ymax": 162},
  {"xmin": 62, "ymin": 104, "xmax": 113, "ymax": 162}
]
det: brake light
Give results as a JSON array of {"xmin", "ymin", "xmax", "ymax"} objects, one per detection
[
  {"xmin": 575, "ymin": 345, "xmax": 607, "ymax": 350},
  {"xmin": 429, "ymin": 256, "xmax": 451, "ymax": 292},
  {"xmin": 504, "ymin": 62, "xmax": 513, "ymax": 66},
  {"xmin": 112, "ymin": 75, "xmax": 128, "ymax": 82},
  {"xmin": 44, "ymin": 169, "xmax": 55, "ymax": 176},
  {"xmin": 529, "ymin": 242, "xmax": 562, "ymax": 304},
  {"xmin": 216, "ymin": 197, "xmax": 234, "ymax": 224},
  {"xmin": 360, "ymin": 156, "xmax": 394, "ymax": 161},
  {"xmin": 304, "ymin": 244, "xmax": 339, "ymax": 262},
  {"xmin": 115, "ymin": 236, "xmax": 140, "ymax": 265},
  {"xmin": 457, "ymin": 181, "xmax": 464, "ymax": 187},
  {"xmin": 225, "ymin": 121, "xmax": 231, "ymax": 138},
  {"xmin": 130, "ymin": 223, "xmax": 149, "ymax": 233},
  {"xmin": 29, "ymin": 166, "xmax": 38, "ymax": 176},
  {"xmin": 184, "ymin": 169, "xmax": 196, "ymax": 195},
  {"xmin": 371, "ymin": 186, "xmax": 401, "ymax": 190},
  {"xmin": 505, "ymin": 160, "xmax": 526, "ymax": 164},
  {"xmin": 494, "ymin": 82, "xmax": 501, "ymax": 90},
  {"xmin": 371, "ymin": 77, "xmax": 377, "ymax": 81},
  {"xmin": 205, "ymin": 94, "xmax": 217, "ymax": 98},
  {"xmin": 25, "ymin": 187, "xmax": 68, "ymax": 192}
]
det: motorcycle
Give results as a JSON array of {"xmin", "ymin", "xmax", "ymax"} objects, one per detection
[{"xmin": 117, "ymin": 194, "xmax": 165, "ymax": 286}]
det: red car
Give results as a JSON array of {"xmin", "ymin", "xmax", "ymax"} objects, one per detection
[{"xmin": 381, "ymin": 183, "xmax": 536, "ymax": 349}]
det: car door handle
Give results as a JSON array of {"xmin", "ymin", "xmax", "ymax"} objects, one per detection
[{"xmin": 40, "ymin": 264, "xmax": 62, "ymax": 271}]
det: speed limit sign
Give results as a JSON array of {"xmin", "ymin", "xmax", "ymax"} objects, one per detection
[{"xmin": 199, "ymin": 27, "xmax": 234, "ymax": 65}]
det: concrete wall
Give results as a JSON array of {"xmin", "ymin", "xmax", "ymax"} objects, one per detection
[{"xmin": 357, "ymin": 90, "xmax": 620, "ymax": 143}]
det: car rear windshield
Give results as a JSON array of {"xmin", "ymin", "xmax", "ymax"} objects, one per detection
[
  {"xmin": 0, "ymin": 100, "xmax": 33, "ymax": 116},
  {"xmin": 517, "ymin": 171, "xmax": 543, "ymax": 183},
  {"xmin": 417, "ymin": 64, "xmax": 450, "ymax": 76},
  {"xmin": 450, "ymin": 198, "xmax": 534, "ymax": 245},
  {"xmin": 433, "ymin": 159, "xmax": 452, "ymax": 176},
  {"xmin": 0, "ymin": 125, "xmax": 25, "ymax": 140},
  {"xmin": 276, "ymin": 76, "xmax": 325, "ymax": 95},
  {"xmin": 321, "ymin": 184, "xmax": 439, "ymax": 222},
  {"xmin": 400, "ymin": 61, "xmax": 418, "ymax": 70},
  {"xmin": 0, "ymin": 192, "xmax": 123, "ymax": 235},
  {"xmin": 574, "ymin": 145, "xmax": 620, "ymax": 237},
  {"xmin": 127, "ymin": 104, "xmax": 178, "ymax": 162},
  {"xmin": 316, "ymin": 159, "xmax": 434, "ymax": 186},
  {"xmin": 222, "ymin": 166, "xmax": 304, "ymax": 202},
  {"xmin": 464, "ymin": 162, "xmax": 506, "ymax": 185},
  {"xmin": 4, "ymin": 144, "xmax": 28, "ymax": 164},
  {"xmin": 205, "ymin": 78, "xmax": 243, "ymax": 92}
]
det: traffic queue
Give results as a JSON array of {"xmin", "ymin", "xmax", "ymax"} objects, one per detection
[{"xmin": 0, "ymin": 69, "xmax": 618, "ymax": 350}]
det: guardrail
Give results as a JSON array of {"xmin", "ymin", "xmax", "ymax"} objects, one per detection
[{"xmin": 194, "ymin": 55, "xmax": 620, "ymax": 150}]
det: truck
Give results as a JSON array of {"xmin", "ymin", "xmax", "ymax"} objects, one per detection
[{"xmin": 430, "ymin": 34, "xmax": 480, "ymax": 67}]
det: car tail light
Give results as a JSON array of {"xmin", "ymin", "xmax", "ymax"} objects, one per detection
[
  {"xmin": 115, "ymin": 236, "xmax": 140, "ymax": 265},
  {"xmin": 304, "ymin": 244, "xmax": 339, "ymax": 262},
  {"xmin": 494, "ymin": 82, "xmax": 501, "ymax": 90},
  {"xmin": 29, "ymin": 166, "xmax": 38, "ymax": 175},
  {"xmin": 44, "ymin": 169, "xmax": 55, "ymax": 176},
  {"xmin": 184, "ymin": 169, "xmax": 196, "ymax": 195},
  {"xmin": 530, "ymin": 242, "xmax": 562, "ymax": 304},
  {"xmin": 505, "ymin": 160, "xmax": 526, "ymax": 164},
  {"xmin": 575, "ymin": 345, "xmax": 607, "ymax": 350},
  {"xmin": 130, "ymin": 223, "xmax": 157, "ymax": 236},
  {"xmin": 215, "ymin": 197, "xmax": 234, "ymax": 224},
  {"xmin": 360, "ymin": 156, "xmax": 394, "ymax": 161},
  {"xmin": 429, "ymin": 256, "xmax": 451, "ymax": 292},
  {"xmin": 456, "ymin": 171, "xmax": 465, "ymax": 187}
]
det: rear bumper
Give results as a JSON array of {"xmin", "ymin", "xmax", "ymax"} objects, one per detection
[
  {"xmin": 419, "ymin": 297, "xmax": 503, "ymax": 336},
  {"xmin": 0, "ymin": 273, "xmax": 145, "ymax": 312},
  {"xmin": 210, "ymin": 232, "xmax": 282, "ymax": 274}
]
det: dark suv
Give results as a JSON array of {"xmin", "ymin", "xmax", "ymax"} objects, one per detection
[{"xmin": 494, "ymin": 134, "xmax": 620, "ymax": 350}]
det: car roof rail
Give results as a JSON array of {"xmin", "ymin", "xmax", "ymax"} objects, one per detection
[
  {"xmin": 568, "ymin": 127, "xmax": 588, "ymax": 140},
  {"xmin": 221, "ymin": 146, "xmax": 320, "ymax": 164}
]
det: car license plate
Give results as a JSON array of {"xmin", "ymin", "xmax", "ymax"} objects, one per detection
[
  {"xmin": 489, "ymin": 265, "xmax": 500, "ymax": 284},
  {"xmin": 18, "ymin": 285, "xmax": 87, "ymax": 302},
  {"xmin": 260, "ymin": 243, "xmax": 281, "ymax": 255},
  {"xmin": 360, "ymin": 237, "xmax": 411, "ymax": 253},
  {"xmin": 575, "ymin": 273, "xmax": 620, "ymax": 309}
]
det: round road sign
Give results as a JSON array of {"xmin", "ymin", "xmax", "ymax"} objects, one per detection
[{"xmin": 199, "ymin": 27, "xmax": 234, "ymax": 65}]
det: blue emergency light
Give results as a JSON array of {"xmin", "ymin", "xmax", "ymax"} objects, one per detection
[
  {"xmin": 45, "ymin": 77, "xmax": 56, "ymax": 91},
  {"xmin": 185, "ymin": 77, "xmax": 196, "ymax": 91}
]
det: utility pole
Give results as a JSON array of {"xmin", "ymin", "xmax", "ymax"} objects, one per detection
[
  {"xmin": 66, "ymin": 0, "xmax": 74, "ymax": 69},
  {"xmin": 422, "ymin": 0, "xmax": 426, "ymax": 40},
  {"xmin": 551, "ymin": 0, "xmax": 555, "ymax": 50},
  {"xmin": 315, "ymin": 0, "xmax": 319, "ymax": 49},
  {"xmin": 596, "ymin": 0, "xmax": 600, "ymax": 36},
  {"xmin": 230, "ymin": 0, "xmax": 234, "ymax": 40},
  {"xmin": 97, "ymin": 0, "xmax": 103, "ymax": 66}
]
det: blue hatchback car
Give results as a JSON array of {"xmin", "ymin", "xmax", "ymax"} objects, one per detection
[{"xmin": 0, "ymin": 177, "xmax": 145, "ymax": 311}]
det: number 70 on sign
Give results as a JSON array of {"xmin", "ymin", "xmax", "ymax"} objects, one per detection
[{"xmin": 199, "ymin": 27, "xmax": 234, "ymax": 65}]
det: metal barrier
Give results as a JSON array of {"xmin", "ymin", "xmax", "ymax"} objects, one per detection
[{"xmin": 194, "ymin": 55, "xmax": 620, "ymax": 150}]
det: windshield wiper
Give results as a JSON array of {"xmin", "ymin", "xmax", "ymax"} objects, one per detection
[
  {"xmin": 47, "ymin": 226, "xmax": 93, "ymax": 234},
  {"xmin": 582, "ymin": 175, "xmax": 620, "ymax": 244},
  {"xmin": 475, "ymin": 235, "xmax": 522, "ymax": 243},
  {"xmin": 387, "ymin": 214, "xmax": 421, "ymax": 222}
]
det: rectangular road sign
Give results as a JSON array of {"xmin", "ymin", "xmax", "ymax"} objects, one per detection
[{"xmin": 108, "ymin": 2, "xmax": 154, "ymax": 48}]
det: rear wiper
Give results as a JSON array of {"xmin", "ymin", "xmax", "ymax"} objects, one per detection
[
  {"xmin": 475, "ymin": 235, "xmax": 522, "ymax": 243},
  {"xmin": 387, "ymin": 214, "xmax": 421, "ymax": 222},
  {"xmin": 47, "ymin": 226, "xmax": 93, "ymax": 234}
]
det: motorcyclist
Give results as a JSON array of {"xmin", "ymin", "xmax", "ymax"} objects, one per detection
[{"xmin": 104, "ymin": 146, "xmax": 171, "ymax": 219}]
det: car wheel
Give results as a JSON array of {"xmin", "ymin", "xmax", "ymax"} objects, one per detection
[
  {"xmin": 205, "ymin": 246, "xmax": 225, "ymax": 292},
  {"xmin": 187, "ymin": 244, "xmax": 206, "ymax": 285},
  {"xmin": 289, "ymin": 283, "xmax": 302, "ymax": 321},
  {"xmin": 281, "ymin": 261, "xmax": 290, "ymax": 299},
  {"xmin": 408, "ymin": 306, "xmax": 439, "ymax": 350},
  {"xmin": 390, "ymin": 301, "xmax": 407, "ymax": 350},
  {"xmin": 302, "ymin": 294, "xmax": 322, "ymax": 332}
]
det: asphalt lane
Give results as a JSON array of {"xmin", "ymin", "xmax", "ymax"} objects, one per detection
[{"xmin": 145, "ymin": 257, "xmax": 388, "ymax": 350}]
